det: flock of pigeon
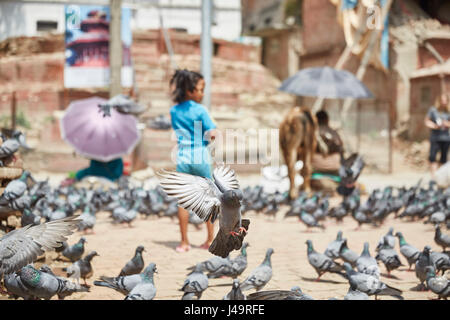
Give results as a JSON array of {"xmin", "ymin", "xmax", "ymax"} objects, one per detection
[{"xmin": 0, "ymin": 158, "xmax": 448, "ymax": 300}]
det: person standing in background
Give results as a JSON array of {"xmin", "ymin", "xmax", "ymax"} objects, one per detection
[{"xmin": 424, "ymin": 93, "xmax": 450, "ymax": 179}]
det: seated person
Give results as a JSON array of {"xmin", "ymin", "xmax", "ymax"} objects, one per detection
[
  {"xmin": 310, "ymin": 110, "xmax": 344, "ymax": 194},
  {"xmin": 61, "ymin": 158, "xmax": 124, "ymax": 186}
]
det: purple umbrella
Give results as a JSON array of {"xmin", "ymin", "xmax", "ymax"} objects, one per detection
[{"xmin": 60, "ymin": 96, "xmax": 141, "ymax": 162}]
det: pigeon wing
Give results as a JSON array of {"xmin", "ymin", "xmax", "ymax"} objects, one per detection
[
  {"xmin": 158, "ymin": 170, "xmax": 221, "ymax": 222},
  {"xmin": 213, "ymin": 166, "xmax": 240, "ymax": 192},
  {"xmin": 0, "ymin": 215, "xmax": 80, "ymax": 275}
]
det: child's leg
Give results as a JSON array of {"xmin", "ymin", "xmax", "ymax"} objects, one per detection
[
  {"xmin": 201, "ymin": 220, "xmax": 215, "ymax": 249},
  {"xmin": 177, "ymin": 206, "xmax": 190, "ymax": 250}
]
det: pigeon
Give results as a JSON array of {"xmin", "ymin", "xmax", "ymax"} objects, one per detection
[
  {"xmin": 356, "ymin": 242, "xmax": 380, "ymax": 278},
  {"xmin": 0, "ymin": 130, "xmax": 30, "ymax": 166},
  {"xmin": 4, "ymin": 271, "xmax": 37, "ymax": 300},
  {"xmin": 20, "ymin": 207, "xmax": 41, "ymax": 227},
  {"xmin": 187, "ymin": 255, "xmax": 231, "ymax": 275},
  {"xmin": 343, "ymin": 263, "xmax": 403, "ymax": 300},
  {"xmin": 351, "ymin": 209, "xmax": 372, "ymax": 230},
  {"xmin": 344, "ymin": 287, "xmax": 370, "ymax": 300},
  {"xmin": 375, "ymin": 238, "xmax": 404, "ymax": 277},
  {"xmin": 338, "ymin": 239, "xmax": 359, "ymax": 268},
  {"xmin": 430, "ymin": 251, "xmax": 450, "ymax": 275},
  {"xmin": 77, "ymin": 204, "xmax": 96, "ymax": 234},
  {"xmin": 99, "ymin": 94, "xmax": 147, "ymax": 116},
  {"xmin": 0, "ymin": 171, "xmax": 33, "ymax": 205},
  {"xmin": 376, "ymin": 228, "xmax": 396, "ymax": 252},
  {"xmin": 324, "ymin": 231, "xmax": 345, "ymax": 260},
  {"xmin": 180, "ymin": 263, "xmax": 209, "ymax": 300},
  {"xmin": 415, "ymin": 246, "xmax": 434, "ymax": 290},
  {"xmin": 393, "ymin": 232, "xmax": 420, "ymax": 271},
  {"xmin": 223, "ymin": 279, "xmax": 246, "ymax": 300},
  {"xmin": 239, "ymin": 248, "xmax": 274, "ymax": 292},
  {"xmin": 94, "ymin": 263, "xmax": 157, "ymax": 295},
  {"xmin": 39, "ymin": 264, "xmax": 89, "ymax": 299},
  {"xmin": 425, "ymin": 266, "xmax": 449, "ymax": 300},
  {"xmin": 209, "ymin": 242, "xmax": 249, "ymax": 279},
  {"xmin": 299, "ymin": 211, "xmax": 325, "ymax": 231},
  {"xmin": 18, "ymin": 264, "xmax": 89, "ymax": 300},
  {"xmin": 0, "ymin": 215, "xmax": 80, "ymax": 277},
  {"xmin": 112, "ymin": 198, "xmax": 141, "ymax": 226},
  {"xmin": 119, "ymin": 245, "xmax": 146, "ymax": 276},
  {"xmin": 124, "ymin": 263, "xmax": 157, "ymax": 300},
  {"xmin": 65, "ymin": 251, "xmax": 99, "ymax": 286},
  {"xmin": 247, "ymin": 286, "xmax": 314, "ymax": 300},
  {"xmin": 158, "ymin": 166, "xmax": 250, "ymax": 258},
  {"xmin": 61, "ymin": 237, "xmax": 87, "ymax": 262},
  {"xmin": 434, "ymin": 225, "xmax": 450, "ymax": 252},
  {"xmin": 305, "ymin": 240, "xmax": 346, "ymax": 281}
]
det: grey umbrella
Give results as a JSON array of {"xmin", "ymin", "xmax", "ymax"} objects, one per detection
[{"xmin": 279, "ymin": 66, "xmax": 373, "ymax": 99}]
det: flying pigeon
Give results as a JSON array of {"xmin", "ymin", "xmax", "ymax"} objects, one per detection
[
  {"xmin": 0, "ymin": 215, "xmax": 80, "ymax": 277},
  {"xmin": 158, "ymin": 166, "xmax": 250, "ymax": 258}
]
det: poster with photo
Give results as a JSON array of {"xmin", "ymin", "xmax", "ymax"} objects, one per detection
[{"xmin": 64, "ymin": 4, "xmax": 132, "ymax": 88}]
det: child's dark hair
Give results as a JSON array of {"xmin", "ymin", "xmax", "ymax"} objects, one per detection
[
  {"xmin": 316, "ymin": 110, "xmax": 329, "ymax": 126},
  {"xmin": 170, "ymin": 69, "xmax": 204, "ymax": 104}
]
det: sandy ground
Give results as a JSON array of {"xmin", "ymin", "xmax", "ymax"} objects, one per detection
[{"xmin": 3, "ymin": 169, "xmax": 445, "ymax": 301}]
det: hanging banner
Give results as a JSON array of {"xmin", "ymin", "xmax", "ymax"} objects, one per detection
[{"xmin": 64, "ymin": 5, "xmax": 132, "ymax": 88}]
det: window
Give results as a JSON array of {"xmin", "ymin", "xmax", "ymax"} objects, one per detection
[{"xmin": 36, "ymin": 21, "xmax": 58, "ymax": 32}]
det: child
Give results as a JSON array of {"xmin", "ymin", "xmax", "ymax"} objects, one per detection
[{"xmin": 169, "ymin": 69, "xmax": 217, "ymax": 253}]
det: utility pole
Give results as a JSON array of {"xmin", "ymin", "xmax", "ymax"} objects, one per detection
[
  {"xmin": 201, "ymin": 0, "xmax": 213, "ymax": 110},
  {"xmin": 110, "ymin": 0, "xmax": 122, "ymax": 97}
]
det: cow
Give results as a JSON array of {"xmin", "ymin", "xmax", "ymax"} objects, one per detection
[{"xmin": 279, "ymin": 106, "xmax": 319, "ymax": 200}]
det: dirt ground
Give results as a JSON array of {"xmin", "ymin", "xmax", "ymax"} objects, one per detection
[{"xmin": 4, "ymin": 168, "xmax": 446, "ymax": 301}]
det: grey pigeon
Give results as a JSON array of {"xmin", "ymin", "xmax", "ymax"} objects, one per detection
[
  {"xmin": 208, "ymin": 242, "xmax": 249, "ymax": 279},
  {"xmin": 299, "ymin": 211, "xmax": 325, "ymax": 231},
  {"xmin": 375, "ymin": 238, "xmax": 404, "ymax": 277},
  {"xmin": 425, "ymin": 266, "xmax": 449, "ymax": 300},
  {"xmin": 239, "ymin": 248, "xmax": 274, "ymax": 292},
  {"xmin": 356, "ymin": 242, "xmax": 380, "ymax": 278},
  {"xmin": 395, "ymin": 232, "xmax": 420, "ymax": 271},
  {"xmin": 180, "ymin": 263, "xmax": 209, "ymax": 300},
  {"xmin": 112, "ymin": 198, "xmax": 141, "ymax": 226},
  {"xmin": 376, "ymin": 227, "xmax": 395, "ymax": 252},
  {"xmin": 78, "ymin": 204, "xmax": 96, "ymax": 233},
  {"xmin": 21, "ymin": 207, "xmax": 41, "ymax": 227},
  {"xmin": 338, "ymin": 239, "xmax": 359, "ymax": 268},
  {"xmin": 61, "ymin": 237, "xmax": 87, "ymax": 262},
  {"xmin": 430, "ymin": 250, "xmax": 450, "ymax": 275},
  {"xmin": 0, "ymin": 215, "xmax": 80, "ymax": 276},
  {"xmin": 187, "ymin": 255, "xmax": 231, "ymax": 275},
  {"xmin": 434, "ymin": 226, "xmax": 450, "ymax": 252},
  {"xmin": 124, "ymin": 263, "xmax": 157, "ymax": 300},
  {"xmin": 305, "ymin": 240, "xmax": 346, "ymax": 281},
  {"xmin": 0, "ymin": 171, "xmax": 32, "ymax": 205},
  {"xmin": 343, "ymin": 263, "xmax": 403, "ymax": 300},
  {"xmin": 223, "ymin": 279, "xmax": 246, "ymax": 300},
  {"xmin": 18, "ymin": 264, "xmax": 89, "ymax": 300},
  {"xmin": 324, "ymin": 230, "xmax": 345, "ymax": 260},
  {"xmin": 66, "ymin": 251, "xmax": 99, "ymax": 286},
  {"xmin": 4, "ymin": 271, "xmax": 36, "ymax": 300},
  {"xmin": 247, "ymin": 286, "xmax": 314, "ymax": 300},
  {"xmin": 39, "ymin": 264, "xmax": 89, "ymax": 299},
  {"xmin": 344, "ymin": 287, "xmax": 370, "ymax": 300},
  {"xmin": 119, "ymin": 245, "xmax": 145, "ymax": 276},
  {"xmin": 158, "ymin": 166, "xmax": 250, "ymax": 258},
  {"xmin": 94, "ymin": 263, "xmax": 157, "ymax": 295},
  {"xmin": 0, "ymin": 131, "xmax": 30, "ymax": 166},
  {"xmin": 415, "ymin": 246, "xmax": 434, "ymax": 290}
]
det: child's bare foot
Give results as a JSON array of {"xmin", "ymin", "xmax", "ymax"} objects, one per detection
[{"xmin": 176, "ymin": 243, "xmax": 191, "ymax": 253}]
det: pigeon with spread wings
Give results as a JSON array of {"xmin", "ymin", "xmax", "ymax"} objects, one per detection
[{"xmin": 158, "ymin": 166, "xmax": 250, "ymax": 258}]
